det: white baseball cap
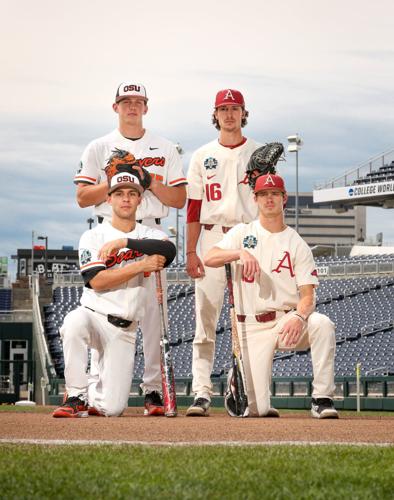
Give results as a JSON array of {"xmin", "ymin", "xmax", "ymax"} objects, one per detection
[
  {"xmin": 108, "ymin": 171, "xmax": 144, "ymax": 195},
  {"xmin": 115, "ymin": 82, "xmax": 148, "ymax": 103}
]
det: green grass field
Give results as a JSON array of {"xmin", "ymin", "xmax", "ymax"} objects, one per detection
[
  {"xmin": 1, "ymin": 405, "xmax": 393, "ymax": 498},
  {"xmin": 0, "ymin": 444, "xmax": 393, "ymax": 499}
]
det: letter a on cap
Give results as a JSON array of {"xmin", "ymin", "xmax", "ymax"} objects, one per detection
[
  {"xmin": 224, "ymin": 89, "xmax": 235, "ymax": 101},
  {"xmin": 265, "ymin": 174, "xmax": 276, "ymax": 186}
]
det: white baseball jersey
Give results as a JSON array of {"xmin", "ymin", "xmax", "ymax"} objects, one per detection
[
  {"xmin": 216, "ymin": 221, "xmax": 319, "ymax": 315},
  {"xmin": 187, "ymin": 138, "xmax": 262, "ymax": 226},
  {"xmin": 74, "ymin": 129, "xmax": 186, "ymax": 220},
  {"xmin": 79, "ymin": 221, "xmax": 167, "ymax": 321}
]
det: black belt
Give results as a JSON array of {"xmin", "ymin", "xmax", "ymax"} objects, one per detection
[
  {"xmin": 137, "ymin": 218, "xmax": 161, "ymax": 224},
  {"xmin": 84, "ymin": 306, "xmax": 133, "ymax": 328},
  {"xmin": 98, "ymin": 216, "xmax": 161, "ymax": 225},
  {"xmin": 107, "ymin": 314, "xmax": 133, "ymax": 328}
]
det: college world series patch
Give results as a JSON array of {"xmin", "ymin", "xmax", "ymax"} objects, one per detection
[
  {"xmin": 80, "ymin": 249, "xmax": 92, "ymax": 266},
  {"xmin": 243, "ymin": 235, "xmax": 258, "ymax": 249},
  {"xmin": 204, "ymin": 157, "xmax": 218, "ymax": 170}
]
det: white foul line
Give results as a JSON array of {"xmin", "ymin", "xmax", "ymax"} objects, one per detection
[{"xmin": 0, "ymin": 438, "xmax": 393, "ymax": 447}]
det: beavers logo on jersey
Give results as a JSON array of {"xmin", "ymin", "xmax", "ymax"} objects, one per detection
[
  {"xmin": 76, "ymin": 161, "xmax": 83, "ymax": 175},
  {"xmin": 102, "ymin": 155, "xmax": 165, "ymax": 171},
  {"xmin": 80, "ymin": 249, "xmax": 92, "ymax": 266},
  {"xmin": 106, "ymin": 249, "xmax": 144, "ymax": 268},
  {"xmin": 136, "ymin": 157, "xmax": 165, "ymax": 168},
  {"xmin": 243, "ymin": 235, "xmax": 258, "ymax": 249},
  {"xmin": 204, "ymin": 157, "xmax": 218, "ymax": 170}
]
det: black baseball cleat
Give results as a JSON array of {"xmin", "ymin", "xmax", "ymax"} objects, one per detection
[
  {"xmin": 186, "ymin": 397, "xmax": 210, "ymax": 416},
  {"xmin": 311, "ymin": 398, "xmax": 339, "ymax": 419},
  {"xmin": 144, "ymin": 391, "xmax": 165, "ymax": 416},
  {"xmin": 53, "ymin": 395, "xmax": 88, "ymax": 418}
]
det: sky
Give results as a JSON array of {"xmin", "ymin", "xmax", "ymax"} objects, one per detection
[{"xmin": 1, "ymin": 0, "xmax": 394, "ymax": 276}]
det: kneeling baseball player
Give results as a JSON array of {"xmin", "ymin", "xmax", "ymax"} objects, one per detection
[
  {"xmin": 53, "ymin": 162, "xmax": 175, "ymax": 417},
  {"xmin": 203, "ymin": 173, "xmax": 338, "ymax": 419}
]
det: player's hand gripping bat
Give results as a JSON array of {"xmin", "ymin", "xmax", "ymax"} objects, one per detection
[
  {"xmin": 155, "ymin": 271, "xmax": 177, "ymax": 417},
  {"xmin": 224, "ymin": 264, "xmax": 248, "ymax": 417}
]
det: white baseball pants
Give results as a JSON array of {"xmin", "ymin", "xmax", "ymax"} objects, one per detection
[
  {"xmin": 137, "ymin": 219, "xmax": 168, "ymax": 394},
  {"xmin": 60, "ymin": 307, "xmax": 136, "ymax": 417},
  {"xmin": 238, "ymin": 311, "xmax": 336, "ymax": 416},
  {"xmin": 139, "ymin": 267, "xmax": 168, "ymax": 393},
  {"xmin": 192, "ymin": 226, "xmax": 227, "ymax": 399},
  {"xmin": 89, "ymin": 219, "xmax": 167, "ymax": 395}
]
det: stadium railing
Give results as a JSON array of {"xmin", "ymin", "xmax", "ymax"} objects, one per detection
[
  {"xmin": 314, "ymin": 147, "xmax": 394, "ymax": 190},
  {"xmin": 32, "ymin": 275, "xmax": 57, "ymax": 403}
]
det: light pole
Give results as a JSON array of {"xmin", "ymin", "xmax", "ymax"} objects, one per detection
[
  {"xmin": 168, "ymin": 226, "xmax": 180, "ymax": 266},
  {"xmin": 87, "ymin": 218, "xmax": 94, "ymax": 229},
  {"xmin": 31, "ymin": 230, "xmax": 35, "ymax": 277},
  {"xmin": 37, "ymin": 235, "xmax": 48, "ymax": 279},
  {"xmin": 287, "ymin": 134, "xmax": 303, "ymax": 233}
]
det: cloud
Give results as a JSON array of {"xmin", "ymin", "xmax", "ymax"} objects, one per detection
[{"xmin": 2, "ymin": 0, "xmax": 394, "ymax": 272}]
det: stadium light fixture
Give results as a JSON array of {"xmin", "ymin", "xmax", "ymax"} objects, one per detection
[{"xmin": 287, "ymin": 134, "xmax": 303, "ymax": 233}]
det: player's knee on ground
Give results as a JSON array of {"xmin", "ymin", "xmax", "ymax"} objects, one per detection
[
  {"xmin": 101, "ymin": 402, "xmax": 127, "ymax": 417},
  {"xmin": 248, "ymin": 396, "xmax": 271, "ymax": 417}
]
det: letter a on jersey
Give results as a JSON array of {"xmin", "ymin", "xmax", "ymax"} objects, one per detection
[{"xmin": 272, "ymin": 251, "xmax": 295, "ymax": 277}]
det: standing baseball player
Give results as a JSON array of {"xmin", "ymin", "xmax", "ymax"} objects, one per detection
[
  {"xmin": 186, "ymin": 89, "xmax": 262, "ymax": 416},
  {"xmin": 74, "ymin": 82, "xmax": 186, "ymax": 415},
  {"xmin": 204, "ymin": 174, "xmax": 338, "ymax": 419},
  {"xmin": 53, "ymin": 169, "xmax": 176, "ymax": 417}
]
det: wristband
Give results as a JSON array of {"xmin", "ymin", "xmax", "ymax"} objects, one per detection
[
  {"xmin": 186, "ymin": 250, "xmax": 196, "ymax": 255},
  {"xmin": 293, "ymin": 313, "xmax": 306, "ymax": 322}
]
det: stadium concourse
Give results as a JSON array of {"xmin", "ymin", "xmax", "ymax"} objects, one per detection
[{"xmin": 40, "ymin": 252, "xmax": 394, "ymax": 406}]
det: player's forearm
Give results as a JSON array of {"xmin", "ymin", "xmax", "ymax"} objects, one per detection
[
  {"xmin": 149, "ymin": 182, "xmax": 186, "ymax": 209},
  {"xmin": 204, "ymin": 247, "xmax": 240, "ymax": 268},
  {"xmin": 296, "ymin": 287, "xmax": 316, "ymax": 319},
  {"xmin": 89, "ymin": 261, "xmax": 145, "ymax": 291},
  {"xmin": 186, "ymin": 221, "xmax": 202, "ymax": 254},
  {"xmin": 76, "ymin": 183, "xmax": 108, "ymax": 208}
]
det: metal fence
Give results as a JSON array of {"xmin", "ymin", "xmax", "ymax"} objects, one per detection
[
  {"xmin": 53, "ymin": 267, "xmax": 193, "ymax": 286},
  {"xmin": 317, "ymin": 260, "xmax": 394, "ymax": 278},
  {"xmin": 315, "ymin": 147, "xmax": 394, "ymax": 190},
  {"xmin": 0, "ymin": 359, "xmax": 35, "ymax": 403}
]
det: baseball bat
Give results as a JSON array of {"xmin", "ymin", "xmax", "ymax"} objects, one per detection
[
  {"xmin": 155, "ymin": 270, "xmax": 177, "ymax": 417},
  {"xmin": 225, "ymin": 263, "xmax": 248, "ymax": 416}
]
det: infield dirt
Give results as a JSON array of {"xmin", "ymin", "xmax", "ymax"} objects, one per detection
[{"xmin": 1, "ymin": 408, "xmax": 393, "ymax": 444}]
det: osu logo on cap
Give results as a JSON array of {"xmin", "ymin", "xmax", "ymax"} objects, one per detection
[{"xmin": 123, "ymin": 84, "xmax": 141, "ymax": 92}]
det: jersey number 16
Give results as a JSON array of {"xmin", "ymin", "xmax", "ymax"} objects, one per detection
[{"xmin": 205, "ymin": 183, "xmax": 222, "ymax": 201}]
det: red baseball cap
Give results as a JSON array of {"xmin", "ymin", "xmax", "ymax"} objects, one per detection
[
  {"xmin": 254, "ymin": 174, "xmax": 286, "ymax": 194},
  {"xmin": 215, "ymin": 89, "xmax": 245, "ymax": 108}
]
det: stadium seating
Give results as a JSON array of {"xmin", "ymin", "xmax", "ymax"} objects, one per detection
[
  {"xmin": 0, "ymin": 289, "xmax": 12, "ymax": 311},
  {"xmin": 352, "ymin": 161, "xmax": 394, "ymax": 185},
  {"xmin": 42, "ymin": 265, "xmax": 394, "ymax": 380}
]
